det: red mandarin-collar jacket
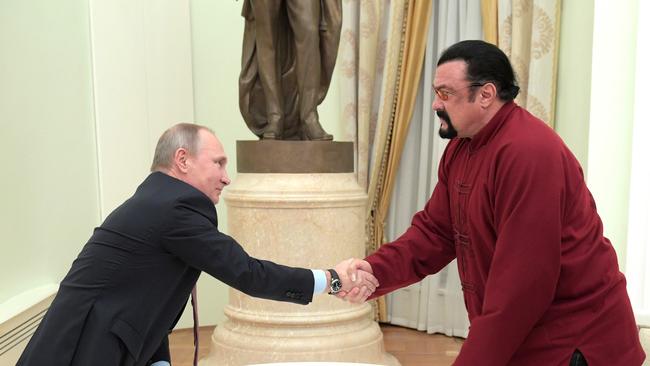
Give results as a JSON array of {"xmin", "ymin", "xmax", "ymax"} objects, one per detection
[{"xmin": 366, "ymin": 102, "xmax": 645, "ymax": 365}]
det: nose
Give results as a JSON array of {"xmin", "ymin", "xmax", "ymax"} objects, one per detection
[
  {"xmin": 432, "ymin": 97, "xmax": 444, "ymax": 111},
  {"xmin": 222, "ymin": 171, "xmax": 231, "ymax": 186}
]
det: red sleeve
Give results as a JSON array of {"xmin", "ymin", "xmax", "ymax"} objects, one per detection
[
  {"xmin": 453, "ymin": 139, "xmax": 564, "ymax": 365},
  {"xmin": 365, "ymin": 149, "xmax": 456, "ymax": 298}
]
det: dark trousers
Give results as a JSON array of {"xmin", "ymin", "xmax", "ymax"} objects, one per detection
[{"xmin": 570, "ymin": 349, "xmax": 588, "ymax": 366}]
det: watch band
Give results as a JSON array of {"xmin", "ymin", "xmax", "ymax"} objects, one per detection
[{"xmin": 327, "ymin": 269, "xmax": 342, "ymax": 294}]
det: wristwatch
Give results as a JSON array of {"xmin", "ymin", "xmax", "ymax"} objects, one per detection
[{"xmin": 327, "ymin": 269, "xmax": 342, "ymax": 294}]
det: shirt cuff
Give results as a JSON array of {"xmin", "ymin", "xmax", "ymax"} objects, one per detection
[
  {"xmin": 311, "ymin": 269, "xmax": 327, "ymax": 294},
  {"xmin": 151, "ymin": 362, "xmax": 171, "ymax": 366}
]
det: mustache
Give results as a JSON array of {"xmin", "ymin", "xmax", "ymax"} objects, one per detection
[{"xmin": 436, "ymin": 110, "xmax": 450, "ymax": 122}]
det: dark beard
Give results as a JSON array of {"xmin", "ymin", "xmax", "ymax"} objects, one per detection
[{"xmin": 437, "ymin": 110, "xmax": 458, "ymax": 139}]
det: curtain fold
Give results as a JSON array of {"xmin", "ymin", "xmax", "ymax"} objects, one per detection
[
  {"xmin": 379, "ymin": 0, "xmax": 433, "ymax": 230},
  {"xmin": 363, "ymin": 0, "xmax": 407, "ymax": 199},
  {"xmin": 340, "ymin": 0, "xmax": 409, "ymax": 193},
  {"xmin": 384, "ymin": 0, "xmax": 481, "ymax": 337},
  {"xmin": 339, "ymin": 0, "xmax": 386, "ymax": 191},
  {"xmin": 339, "ymin": 0, "xmax": 430, "ymax": 322},
  {"xmin": 481, "ymin": 0, "xmax": 498, "ymax": 44},
  {"xmin": 365, "ymin": 0, "xmax": 432, "ymax": 322},
  {"xmin": 486, "ymin": 0, "xmax": 561, "ymax": 126}
]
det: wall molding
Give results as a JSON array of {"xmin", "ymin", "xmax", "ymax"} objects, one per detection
[{"xmin": 0, "ymin": 284, "xmax": 57, "ymax": 364}]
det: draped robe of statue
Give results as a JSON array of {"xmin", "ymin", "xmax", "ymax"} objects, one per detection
[{"xmin": 239, "ymin": 0, "xmax": 342, "ymax": 140}]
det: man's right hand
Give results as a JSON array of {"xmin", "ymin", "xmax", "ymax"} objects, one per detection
[{"xmin": 332, "ymin": 258, "xmax": 378, "ymax": 303}]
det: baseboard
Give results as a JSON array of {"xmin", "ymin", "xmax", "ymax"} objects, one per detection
[{"xmin": 0, "ymin": 285, "xmax": 58, "ymax": 365}]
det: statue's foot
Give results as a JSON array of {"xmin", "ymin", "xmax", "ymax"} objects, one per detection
[
  {"xmin": 262, "ymin": 130, "xmax": 279, "ymax": 139},
  {"xmin": 303, "ymin": 118, "xmax": 333, "ymax": 141},
  {"xmin": 262, "ymin": 118, "xmax": 283, "ymax": 140}
]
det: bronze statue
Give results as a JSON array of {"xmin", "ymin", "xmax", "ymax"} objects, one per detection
[{"xmin": 239, "ymin": 0, "xmax": 342, "ymax": 140}]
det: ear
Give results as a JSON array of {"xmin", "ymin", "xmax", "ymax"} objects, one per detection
[
  {"xmin": 173, "ymin": 148, "xmax": 190, "ymax": 173},
  {"xmin": 479, "ymin": 82, "xmax": 498, "ymax": 108}
]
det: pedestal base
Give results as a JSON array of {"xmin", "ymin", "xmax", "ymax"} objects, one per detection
[
  {"xmin": 202, "ymin": 304, "xmax": 397, "ymax": 365},
  {"xmin": 201, "ymin": 167, "xmax": 398, "ymax": 365}
]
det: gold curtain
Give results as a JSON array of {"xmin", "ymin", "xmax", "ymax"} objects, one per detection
[
  {"xmin": 339, "ymin": 1, "xmax": 406, "ymax": 322},
  {"xmin": 481, "ymin": 0, "xmax": 562, "ymax": 127},
  {"xmin": 366, "ymin": 0, "xmax": 432, "ymax": 322},
  {"xmin": 481, "ymin": 0, "xmax": 499, "ymax": 44}
]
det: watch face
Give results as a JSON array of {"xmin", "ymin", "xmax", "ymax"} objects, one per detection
[{"xmin": 331, "ymin": 278, "xmax": 342, "ymax": 293}]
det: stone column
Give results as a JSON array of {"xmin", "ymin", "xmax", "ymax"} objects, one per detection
[{"xmin": 201, "ymin": 141, "xmax": 398, "ymax": 365}]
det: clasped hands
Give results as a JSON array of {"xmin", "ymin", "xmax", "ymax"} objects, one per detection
[{"xmin": 330, "ymin": 258, "xmax": 378, "ymax": 303}]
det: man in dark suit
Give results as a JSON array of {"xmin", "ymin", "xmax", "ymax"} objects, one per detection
[{"xmin": 17, "ymin": 123, "xmax": 378, "ymax": 366}]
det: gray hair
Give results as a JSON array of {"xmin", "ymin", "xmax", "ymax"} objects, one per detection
[{"xmin": 150, "ymin": 123, "xmax": 214, "ymax": 172}]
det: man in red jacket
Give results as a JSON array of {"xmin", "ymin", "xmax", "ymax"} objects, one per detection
[{"xmin": 340, "ymin": 40, "xmax": 645, "ymax": 365}]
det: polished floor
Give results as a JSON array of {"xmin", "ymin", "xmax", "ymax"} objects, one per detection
[{"xmin": 169, "ymin": 324, "xmax": 464, "ymax": 366}]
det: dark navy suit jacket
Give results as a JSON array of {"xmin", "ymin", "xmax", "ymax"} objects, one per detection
[{"xmin": 18, "ymin": 172, "xmax": 314, "ymax": 366}]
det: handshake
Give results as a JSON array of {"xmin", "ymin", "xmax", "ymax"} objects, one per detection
[{"xmin": 326, "ymin": 258, "xmax": 379, "ymax": 304}]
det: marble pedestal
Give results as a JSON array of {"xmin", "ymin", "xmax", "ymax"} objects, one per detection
[{"xmin": 201, "ymin": 141, "xmax": 398, "ymax": 366}]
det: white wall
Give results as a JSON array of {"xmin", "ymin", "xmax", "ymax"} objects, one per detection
[
  {"xmin": 555, "ymin": 0, "xmax": 640, "ymax": 270},
  {"xmin": 0, "ymin": 0, "xmax": 99, "ymax": 303},
  {"xmin": 586, "ymin": 0, "xmax": 639, "ymax": 266},
  {"xmin": 89, "ymin": 0, "xmax": 195, "ymax": 218},
  {"xmin": 554, "ymin": 0, "xmax": 594, "ymax": 168}
]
